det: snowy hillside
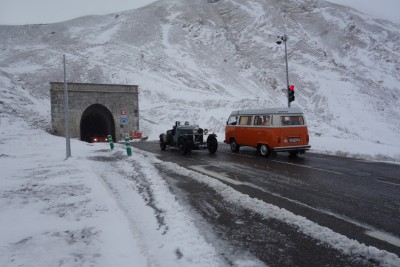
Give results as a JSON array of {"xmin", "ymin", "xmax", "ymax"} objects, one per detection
[{"xmin": 0, "ymin": 0, "xmax": 399, "ymax": 161}]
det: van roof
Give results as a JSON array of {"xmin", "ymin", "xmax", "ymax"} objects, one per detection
[{"xmin": 230, "ymin": 107, "xmax": 304, "ymax": 116}]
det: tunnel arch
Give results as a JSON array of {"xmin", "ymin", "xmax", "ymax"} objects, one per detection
[{"xmin": 80, "ymin": 104, "xmax": 116, "ymax": 142}]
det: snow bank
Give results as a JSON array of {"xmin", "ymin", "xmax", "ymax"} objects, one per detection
[{"xmin": 0, "ymin": 117, "xmax": 225, "ymax": 266}]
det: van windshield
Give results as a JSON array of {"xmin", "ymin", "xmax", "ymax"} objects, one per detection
[
  {"xmin": 227, "ymin": 116, "xmax": 238, "ymax": 125},
  {"xmin": 281, "ymin": 116, "xmax": 304, "ymax": 126}
]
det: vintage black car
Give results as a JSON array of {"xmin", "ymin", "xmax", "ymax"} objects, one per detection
[{"xmin": 159, "ymin": 121, "xmax": 218, "ymax": 154}]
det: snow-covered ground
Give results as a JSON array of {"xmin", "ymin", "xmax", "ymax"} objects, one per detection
[
  {"xmin": 0, "ymin": 117, "xmax": 227, "ymax": 267},
  {"xmin": 1, "ymin": 116, "xmax": 400, "ymax": 266}
]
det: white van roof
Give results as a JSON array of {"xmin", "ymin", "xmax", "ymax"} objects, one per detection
[{"xmin": 230, "ymin": 107, "xmax": 304, "ymax": 116}]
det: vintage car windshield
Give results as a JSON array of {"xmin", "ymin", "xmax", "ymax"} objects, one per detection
[{"xmin": 175, "ymin": 121, "xmax": 196, "ymax": 127}]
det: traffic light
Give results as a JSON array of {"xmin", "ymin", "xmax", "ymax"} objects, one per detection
[{"xmin": 289, "ymin": 85, "xmax": 295, "ymax": 103}]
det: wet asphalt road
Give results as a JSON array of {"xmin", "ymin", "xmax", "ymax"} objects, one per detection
[{"xmin": 131, "ymin": 141, "xmax": 400, "ymax": 266}]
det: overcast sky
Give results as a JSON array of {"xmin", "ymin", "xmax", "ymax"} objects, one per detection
[
  {"xmin": 0, "ymin": 0, "xmax": 157, "ymax": 25},
  {"xmin": 0, "ymin": 0, "xmax": 399, "ymax": 25},
  {"xmin": 326, "ymin": 0, "xmax": 400, "ymax": 23}
]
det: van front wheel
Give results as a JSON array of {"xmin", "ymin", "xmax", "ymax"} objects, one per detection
[
  {"xmin": 230, "ymin": 139, "xmax": 240, "ymax": 152},
  {"xmin": 259, "ymin": 144, "xmax": 271, "ymax": 158}
]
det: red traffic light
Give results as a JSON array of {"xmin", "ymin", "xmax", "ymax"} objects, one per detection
[{"xmin": 289, "ymin": 85, "xmax": 295, "ymax": 103}]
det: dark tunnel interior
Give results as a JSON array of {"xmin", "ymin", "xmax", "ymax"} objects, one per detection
[{"xmin": 80, "ymin": 104, "xmax": 116, "ymax": 142}]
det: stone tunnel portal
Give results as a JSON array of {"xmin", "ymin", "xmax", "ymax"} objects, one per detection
[
  {"xmin": 50, "ymin": 82, "xmax": 139, "ymax": 142},
  {"xmin": 80, "ymin": 104, "xmax": 116, "ymax": 142}
]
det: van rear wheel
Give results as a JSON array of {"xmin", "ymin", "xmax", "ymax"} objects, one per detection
[
  {"xmin": 259, "ymin": 144, "xmax": 271, "ymax": 158},
  {"xmin": 230, "ymin": 139, "xmax": 240, "ymax": 152}
]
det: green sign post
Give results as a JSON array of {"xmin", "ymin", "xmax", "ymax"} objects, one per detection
[
  {"xmin": 125, "ymin": 137, "xmax": 132, "ymax": 156},
  {"xmin": 108, "ymin": 135, "xmax": 114, "ymax": 150}
]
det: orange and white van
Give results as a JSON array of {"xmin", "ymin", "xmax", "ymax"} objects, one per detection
[{"xmin": 224, "ymin": 108, "xmax": 310, "ymax": 157}]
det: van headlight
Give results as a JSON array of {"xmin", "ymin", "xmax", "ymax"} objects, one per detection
[{"xmin": 204, "ymin": 129, "xmax": 208, "ymax": 135}]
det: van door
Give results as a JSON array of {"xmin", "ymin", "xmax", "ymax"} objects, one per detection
[
  {"xmin": 236, "ymin": 115, "xmax": 253, "ymax": 145},
  {"xmin": 254, "ymin": 114, "xmax": 273, "ymax": 147}
]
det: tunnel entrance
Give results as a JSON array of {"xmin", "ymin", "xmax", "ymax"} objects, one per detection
[{"xmin": 80, "ymin": 104, "xmax": 116, "ymax": 142}]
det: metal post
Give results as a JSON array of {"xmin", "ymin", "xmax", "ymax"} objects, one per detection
[
  {"xmin": 63, "ymin": 54, "xmax": 71, "ymax": 158},
  {"xmin": 283, "ymin": 34, "xmax": 290, "ymax": 108},
  {"xmin": 277, "ymin": 34, "xmax": 290, "ymax": 108}
]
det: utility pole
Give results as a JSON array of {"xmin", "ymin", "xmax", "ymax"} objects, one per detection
[{"xmin": 63, "ymin": 54, "xmax": 71, "ymax": 158}]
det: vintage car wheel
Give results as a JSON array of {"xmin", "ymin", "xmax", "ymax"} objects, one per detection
[
  {"xmin": 230, "ymin": 138, "xmax": 240, "ymax": 152},
  {"xmin": 207, "ymin": 136, "xmax": 218, "ymax": 154},
  {"xmin": 179, "ymin": 136, "xmax": 190, "ymax": 155},
  {"xmin": 159, "ymin": 134, "xmax": 167, "ymax": 151},
  {"xmin": 160, "ymin": 141, "xmax": 166, "ymax": 151},
  {"xmin": 259, "ymin": 144, "xmax": 272, "ymax": 158}
]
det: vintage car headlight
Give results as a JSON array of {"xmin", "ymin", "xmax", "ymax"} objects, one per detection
[
  {"xmin": 193, "ymin": 128, "xmax": 198, "ymax": 134},
  {"xmin": 204, "ymin": 129, "xmax": 208, "ymax": 135}
]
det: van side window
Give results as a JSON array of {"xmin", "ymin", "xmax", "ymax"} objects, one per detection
[
  {"xmin": 239, "ymin": 116, "xmax": 252, "ymax": 125},
  {"xmin": 227, "ymin": 116, "xmax": 238, "ymax": 125},
  {"xmin": 254, "ymin": 115, "xmax": 271, "ymax": 126},
  {"xmin": 254, "ymin": 116, "xmax": 262, "ymax": 126},
  {"xmin": 281, "ymin": 116, "xmax": 304, "ymax": 126},
  {"xmin": 263, "ymin": 115, "xmax": 271, "ymax": 126}
]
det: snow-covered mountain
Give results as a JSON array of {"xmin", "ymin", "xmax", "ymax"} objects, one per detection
[{"xmin": 1, "ymin": 0, "xmax": 399, "ymax": 160}]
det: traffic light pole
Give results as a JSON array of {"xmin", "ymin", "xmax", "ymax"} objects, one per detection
[
  {"xmin": 283, "ymin": 35, "xmax": 290, "ymax": 108},
  {"xmin": 277, "ymin": 34, "xmax": 291, "ymax": 108}
]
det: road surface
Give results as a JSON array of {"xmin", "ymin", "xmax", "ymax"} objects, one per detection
[{"xmin": 131, "ymin": 141, "xmax": 400, "ymax": 266}]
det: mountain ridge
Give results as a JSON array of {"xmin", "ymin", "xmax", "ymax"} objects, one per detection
[{"xmin": 0, "ymin": 0, "xmax": 399, "ymax": 156}]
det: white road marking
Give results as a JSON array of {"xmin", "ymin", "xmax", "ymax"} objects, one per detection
[
  {"xmin": 219, "ymin": 150, "xmax": 343, "ymax": 175},
  {"xmin": 365, "ymin": 230, "xmax": 400, "ymax": 248},
  {"xmin": 188, "ymin": 165, "xmax": 243, "ymax": 185},
  {"xmin": 271, "ymin": 160, "xmax": 344, "ymax": 175},
  {"xmin": 218, "ymin": 150, "xmax": 256, "ymax": 159},
  {"xmin": 377, "ymin": 180, "xmax": 400, "ymax": 187}
]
